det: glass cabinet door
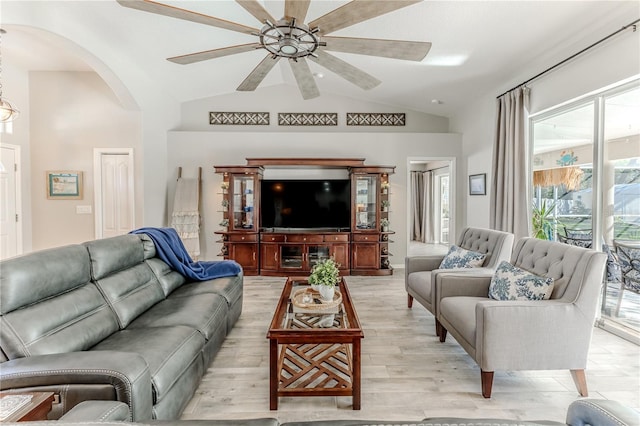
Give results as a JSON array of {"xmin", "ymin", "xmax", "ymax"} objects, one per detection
[
  {"xmin": 232, "ymin": 175, "xmax": 255, "ymax": 231},
  {"xmin": 354, "ymin": 175, "xmax": 378, "ymax": 230},
  {"xmin": 308, "ymin": 245, "xmax": 330, "ymax": 268}
]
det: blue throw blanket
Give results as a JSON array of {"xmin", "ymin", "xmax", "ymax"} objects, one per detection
[{"xmin": 130, "ymin": 227, "xmax": 241, "ymax": 281}]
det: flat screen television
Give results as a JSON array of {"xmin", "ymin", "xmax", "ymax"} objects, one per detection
[{"xmin": 261, "ymin": 179, "xmax": 351, "ymax": 230}]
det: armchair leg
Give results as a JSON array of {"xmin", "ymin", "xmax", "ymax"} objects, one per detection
[
  {"xmin": 435, "ymin": 319, "xmax": 442, "ymax": 338},
  {"xmin": 570, "ymin": 369, "xmax": 588, "ymax": 397},
  {"xmin": 407, "ymin": 294, "xmax": 413, "ymax": 308},
  {"xmin": 438, "ymin": 326, "xmax": 447, "ymax": 343},
  {"xmin": 481, "ymin": 370, "xmax": 494, "ymax": 398}
]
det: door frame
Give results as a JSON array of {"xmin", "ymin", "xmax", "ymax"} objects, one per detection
[
  {"xmin": 406, "ymin": 157, "xmax": 456, "ymax": 253},
  {"xmin": 0, "ymin": 143, "xmax": 23, "ymax": 256},
  {"xmin": 93, "ymin": 148, "xmax": 135, "ymax": 239}
]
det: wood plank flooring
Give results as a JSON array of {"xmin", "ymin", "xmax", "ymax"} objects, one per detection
[{"xmin": 182, "ymin": 274, "xmax": 640, "ymax": 423}]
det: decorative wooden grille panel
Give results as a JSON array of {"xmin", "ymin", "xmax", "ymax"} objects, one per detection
[
  {"xmin": 346, "ymin": 112, "xmax": 406, "ymax": 126},
  {"xmin": 209, "ymin": 112, "xmax": 270, "ymax": 125},
  {"xmin": 278, "ymin": 113, "xmax": 338, "ymax": 126},
  {"xmin": 278, "ymin": 343, "xmax": 353, "ymax": 391}
]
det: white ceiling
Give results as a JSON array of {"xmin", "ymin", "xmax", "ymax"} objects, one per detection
[{"xmin": 2, "ymin": 1, "xmax": 639, "ymax": 117}]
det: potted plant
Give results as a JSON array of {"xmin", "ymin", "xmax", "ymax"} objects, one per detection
[
  {"xmin": 308, "ymin": 258, "xmax": 340, "ymax": 302},
  {"xmin": 220, "ymin": 181, "xmax": 229, "ymax": 191},
  {"xmin": 221, "ymin": 199, "xmax": 229, "ymax": 210},
  {"xmin": 219, "ymin": 218, "xmax": 229, "ymax": 229},
  {"xmin": 380, "ymin": 218, "xmax": 390, "ymax": 232},
  {"xmin": 381, "ymin": 181, "xmax": 390, "ymax": 194},
  {"xmin": 532, "ymin": 200, "xmax": 556, "ymax": 240},
  {"xmin": 381, "ymin": 200, "xmax": 390, "ymax": 212}
]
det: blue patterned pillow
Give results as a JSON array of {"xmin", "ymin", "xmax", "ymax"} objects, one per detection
[
  {"xmin": 488, "ymin": 261, "xmax": 554, "ymax": 301},
  {"xmin": 439, "ymin": 245, "xmax": 486, "ymax": 269}
]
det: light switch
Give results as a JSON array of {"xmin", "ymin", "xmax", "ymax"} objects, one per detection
[{"xmin": 76, "ymin": 205, "xmax": 92, "ymax": 214}]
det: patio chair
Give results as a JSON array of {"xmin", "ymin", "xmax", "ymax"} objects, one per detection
[{"xmin": 612, "ymin": 240, "xmax": 640, "ymax": 317}]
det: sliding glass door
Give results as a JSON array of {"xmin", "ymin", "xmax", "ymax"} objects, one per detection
[{"xmin": 530, "ymin": 80, "xmax": 639, "ymax": 338}]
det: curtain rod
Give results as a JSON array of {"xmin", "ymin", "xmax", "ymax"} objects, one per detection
[{"xmin": 497, "ymin": 18, "xmax": 639, "ymax": 99}]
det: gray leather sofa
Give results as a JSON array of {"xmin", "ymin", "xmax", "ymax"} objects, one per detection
[
  {"xmin": 0, "ymin": 234, "xmax": 243, "ymax": 421},
  {"xmin": 7, "ymin": 398, "xmax": 640, "ymax": 426}
]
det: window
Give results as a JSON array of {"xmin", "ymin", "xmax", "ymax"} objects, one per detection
[{"xmin": 530, "ymin": 80, "xmax": 639, "ymax": 338}]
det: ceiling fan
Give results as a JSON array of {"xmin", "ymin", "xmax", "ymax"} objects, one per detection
[{"xmin": 117, "ymin": 0, "xmax": 431, "ymax": 99}]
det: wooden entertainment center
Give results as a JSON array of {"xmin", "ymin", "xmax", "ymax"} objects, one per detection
[{"xmin": 214, "ymin": 158, "xmax": 395, "ymax": 276}]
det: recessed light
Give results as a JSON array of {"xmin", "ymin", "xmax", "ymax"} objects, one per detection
[
  {"xmin": 313, "ymin": 72, "xmax": 324, "ymax": 78},
  {"xmin": 431, "ymin": 99, "xmax": 443, "ymax": 104}
]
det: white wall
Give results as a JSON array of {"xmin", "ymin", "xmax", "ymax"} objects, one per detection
[
  {"xmin": 167, "ymin": 131, "xmax": 462, "ymax": 263},
  {"xmin": 29, "ymin": 71, "xmax": 142, "ymax": 250},
  {"xmin": 450, "ymin": 22, "xmax": 640, "ymax": 230}
]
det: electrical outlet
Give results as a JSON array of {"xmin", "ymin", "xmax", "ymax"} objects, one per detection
[{"xmin": 76, "ymin": 205, "xmax": 92, "ymax": 214}]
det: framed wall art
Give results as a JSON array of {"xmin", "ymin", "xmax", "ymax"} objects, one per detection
[
  {"xmin": 469, "ymin": 173, "xmax": 486, "ymax": 196},
  {"xmin": 46, "ymin": 171, "xmax": 83, "ymax": 199}
]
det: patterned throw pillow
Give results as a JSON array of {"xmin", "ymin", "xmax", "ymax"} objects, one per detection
[
  {"xmin": 488, "ymin": 261, "xmax": 554, "ymax": 301},
  {"xmin": 439, "ymin": 245, "xmax": 486, "ymax": 269}
]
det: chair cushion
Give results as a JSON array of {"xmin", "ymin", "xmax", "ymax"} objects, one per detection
[
  {"xmin": 439, "ymin": 245, "xmax": 486, "ymax": 269},
  {"xmin": 439, "ymin": 296, "xmax": 482, "ymax": 348},
  {"xmin": 488, "ymin": 261, "xmax": 554, "ymax": 301}
]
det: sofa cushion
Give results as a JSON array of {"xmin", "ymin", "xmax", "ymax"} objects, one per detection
[
  {"xmin": 407, "ymin": 271, "xmax": 433, "ymax": 304},
  {"xmin": 145, "ymin": 258, "xmax": 187, "ymax": 297},
  {"xmin": 439, "ymin": 245, "xmax": 486, "ymax": 269},
  {"xmin": 0, "ymin": 245, "xmax": 119, "ymax": 358},
  {"xmin": 489, "ymin": 261, "xmax": 554, "ymax": 301},
  {"xmin": 91, "ymin": 325, "xmax": 204, "ymax": 403},
  {"xmin": 169, "ymin": 274, "xmax": 243, "ymax": 307},
  {"xmin": 128, "ymin": 294, "xmax": 228, "ymax": 341},
  {"xmin": 85, "ymin": 235, "xmax": 166, "ymax": 328}
]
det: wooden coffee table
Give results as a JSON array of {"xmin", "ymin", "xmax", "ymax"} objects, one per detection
[{"xmin": 267, "ymin": 277, "xmax": 363, "ymax": 410}]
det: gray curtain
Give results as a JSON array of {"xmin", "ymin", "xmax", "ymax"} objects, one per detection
[
  {"xmin": 490, "ymin": 86, "xmax": 531, "ymax": 241},
  {"xmin": 411, "ymin": 171, "xmax": 434, "ymax": 243}
]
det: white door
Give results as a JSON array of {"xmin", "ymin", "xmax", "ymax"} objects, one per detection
[
  {"xmin": 94, "ymin": 149, "xmax": 134, "ymax": 239},
  {"xmin": 0, "ymin": 145, "xmax": 20, "ymax": 259}
]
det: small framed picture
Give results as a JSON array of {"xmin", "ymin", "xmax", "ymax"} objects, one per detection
[
  {"xmin": 46, "ymin": 171, "xmax": 83, "ymax": 199},
  {"xmin": 469, "ymin": 173, "xmax": 486, "ymax": 196}
]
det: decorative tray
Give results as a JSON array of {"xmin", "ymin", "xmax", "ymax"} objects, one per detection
[{"xmin": 291, "ymin": 288, "xmax": 342, "ymax": 312}]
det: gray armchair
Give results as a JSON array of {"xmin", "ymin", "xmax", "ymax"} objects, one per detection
[
  {"xmin": 405, "ymin": 227, "xmax": 514, "ymax": 336},
  {"xmin": 436, "ymin": 238, "xmax": 607, "ymax": 398}
]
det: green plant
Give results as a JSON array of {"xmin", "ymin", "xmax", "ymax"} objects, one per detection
[
  {"xmin": 219, "ymin": 218, "xmax": 229, "ymax": 227},
  {"xmin": 532, "ymin": 200, "xmax": 556, "ymax": 240},
  {"xmin": 221, "ymin": 199, "xmax": 229, "ymax": 208},
  {"xmin": 308, "ymin": 258, "xmax": 340, "ymax": 287},
  {"xmin": 381, "ymin": 200, "xmax": 391, "ymax": 208},
  {"xmin": 220, "ymin": 182, "xmax": 229, "ymax": 190},
  {"xmin": 380, "ymin": 218, "xmax": 390, "ymax": 228},
  {"xmin": 381, "ymin": 181, "xmax": 390, "ymax": 190}
]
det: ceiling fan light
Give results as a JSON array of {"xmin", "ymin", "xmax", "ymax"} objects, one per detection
[{"xmin": 280, "ymin": 39, "xmax": 298, "ymax": 55}]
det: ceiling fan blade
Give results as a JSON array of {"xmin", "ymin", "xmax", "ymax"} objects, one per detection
[
  {"xmin": 117, "ymin": 0, "xmax": 257, "ymax": 35},
  {"xmin": 285, "ymin": 0, "xmax": 310, "ymax": 22},
  {"xmin": 168, "ymin": 43, "xmax": 261, "ymax": 65},
  {"xmin": 323, "ymin": 36, "xmax": 431, "ymax": 61},
  {"xmin": 237, "ymin": 55, "xmax": 281, "ymax": 91},
  {"xmin": 289, "ymin": 58, "xmax": 320, "ymax": 100},
  {"xmin": 236, "ymin": 0, "xmax": 276, "ymax": 25},
  {"xmin": 309, "ymin": 50, "xmax": 380, "ymax": 91},
  {"xmin": 308, "ymin": 0, "xmax": 421, "ymax": 35}
]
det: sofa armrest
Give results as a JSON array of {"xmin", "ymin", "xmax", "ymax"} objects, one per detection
[
  {"xmin": 474, "ymin": 300, "xmax": 592, "ymax": 371},
  {"xmin": 405, "ymin": 256, "xmax": 445, "ymax": 274},
  {"xmin": 60, "ymin": 401, "xmax": 130, "ymax": 422},
  {"xmin": 566, "ymin": 398, "xmax": 640, "ymax": 426},
  {"xmin": 433, "ymin": 271, "xmax": 493, "ymax": 317},
  {"xmin": 0, "ymin": 351, "xmax": 152, "ymax": 421}
]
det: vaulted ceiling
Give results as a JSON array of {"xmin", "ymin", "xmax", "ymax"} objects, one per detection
[{"xmin": 2, "ymin": 1, "xmax": 638, "ymax": 117}]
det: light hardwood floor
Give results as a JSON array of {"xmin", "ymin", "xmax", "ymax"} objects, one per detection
[{"xmin": 182, "ymin": 274, "xmax": 640, "ymax": 423}]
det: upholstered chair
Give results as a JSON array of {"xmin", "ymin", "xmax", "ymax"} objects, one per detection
[
  {"xmin": 405, "ymin": 227, "xmax": 514, "ymax": 336},
  {"xmin": 436, "ymin": 237, "xmax": 607, "ymax": 398}
]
